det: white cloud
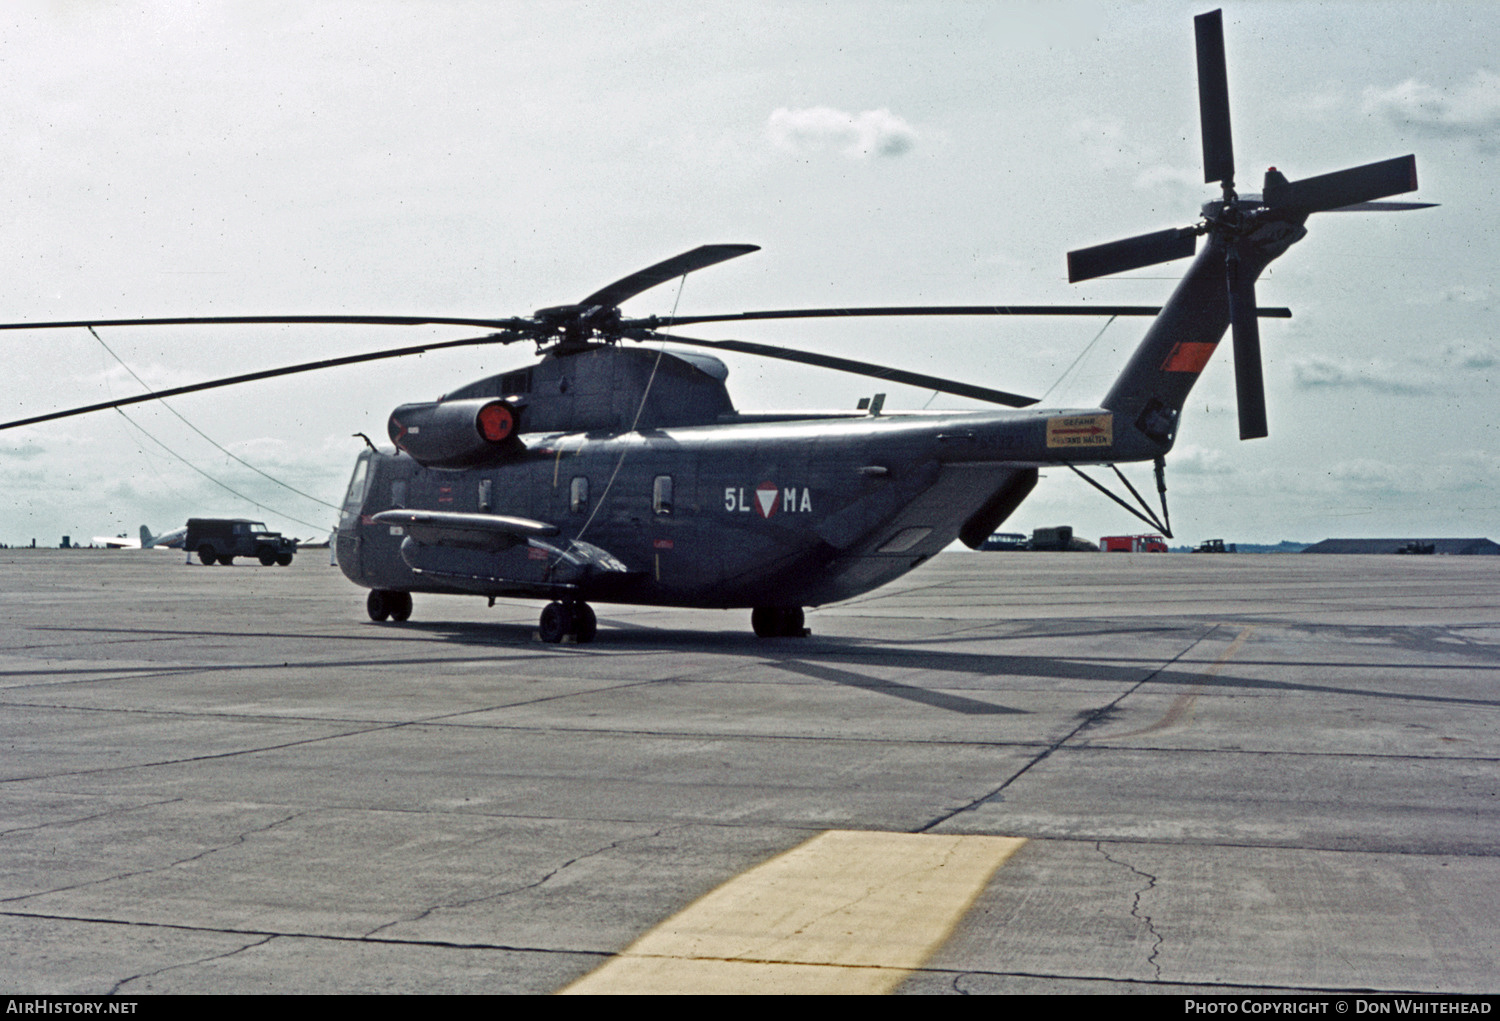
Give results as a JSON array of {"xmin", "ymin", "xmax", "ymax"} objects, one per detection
[
  {"xmin": 1321, "ymin": 459, "xmax": 1410, "ymax": 490},
  {"xmin": 767, "ymin": 107, "xmax": 918, "ymax": 159},
  {"xmin": 1432, "ymin": 285, "xmax": 1493, "ymax": 304},
  {"xmin": 1312, "ymin": 453, "xmax": 1500, "ymax": 497},
  {"xmin": 1437, "ymin": 341, "xmax": 1498, "ymax": 371},
  {"xmin": 1363, "ymin": 71, "xmax": 1500, "ymax": 151},
  {"xmin": 1290, "ymin": 356, "xmax": 1429, "ymax": 394},
  {"xmin": 1170, "ymin": 444, "xmax": 1234, "ymax": 475},
  {"xmin": 0, "ymin": 441, "xmax": 48, "ymax": 461},
  {"xmin": 1071, "ymin": 119, "xmax": 1199, "ymax": 201}
]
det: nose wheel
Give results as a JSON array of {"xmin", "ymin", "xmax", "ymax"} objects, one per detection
[
  {"xmin": 538, "ymin": 601, "xmax": 597, "ymax": 644},
  {"xmin": 751, "ymin": 606, "xmax": 808, "ymax": 638},
  {"xmin": 366, "ymin": 589, "xmax": 413, "ymax": 622}
]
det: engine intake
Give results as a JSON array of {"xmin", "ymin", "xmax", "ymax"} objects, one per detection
[{"xmin": 387, "ymin": 398, "xmax": 523, "ymax": 467}]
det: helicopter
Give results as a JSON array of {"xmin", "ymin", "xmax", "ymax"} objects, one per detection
[{"xmin": 1, "ymin": 10, "xmax": 1429, "ymax": 642}]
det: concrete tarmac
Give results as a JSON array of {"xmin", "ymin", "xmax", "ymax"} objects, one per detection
[{"xmin": 2, "ymin": 549, "xmax": 1496, "ymax": 994}]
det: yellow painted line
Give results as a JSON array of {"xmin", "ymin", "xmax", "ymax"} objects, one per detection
[
  {"xmin": 558, "ymin": 829, "xmax": 1025, "ymax": 995},
  {"xmin": 1098, "ymin": 624, "xmax": 1256, "ymax": 741}
]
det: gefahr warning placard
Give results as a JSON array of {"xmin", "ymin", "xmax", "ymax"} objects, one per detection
[{"xmin": 1046, "ymin": 413, "xmax": 1113, "ymax": 448}]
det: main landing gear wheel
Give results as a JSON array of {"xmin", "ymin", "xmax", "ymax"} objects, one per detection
[
  {"xmin": 367, "ymin": 589, "xmax": 413, "ymax": 622},
  {"xmin": 751, "ymin": 606, "xmax": 807, "ymax": 638},
  {"xmin": 538, "ymin": 601, "xmax": 597, "ymax": 644}
]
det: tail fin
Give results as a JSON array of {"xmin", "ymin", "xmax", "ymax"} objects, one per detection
[
  {"xmin": 1099, "ymin": 235, "xmax": 1289, "ymax": 456},
  {"xmin": 140, "ymin": 525, "xmax": 157, "ymax": 548}
]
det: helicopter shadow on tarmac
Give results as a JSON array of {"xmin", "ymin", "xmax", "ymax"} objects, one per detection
[
  {"xmin": 22, "ymin": 615, "xmax": 1494, "ymax": 717},
  {"xmin": 359, "ymin": 616, "xmax": 1500, "ymax": 715}
]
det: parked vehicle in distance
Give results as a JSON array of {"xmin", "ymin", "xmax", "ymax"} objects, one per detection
[
  {"xmin": 1193, "ymin": 538, "xmax": 1236, "ymax": 553},
  {"xmin": 979, "ymin": 532, "xmax": 1029, "ymax": 551},
  {"xmin": 1029, "ymin": 526, "xmax": 1075, "ymax": 552},
  {"xmin": 185, "ymin": 518, "xmax": 297, "ymax": 566},
  {"xmin": 1101, "ymin": 534, "xmax": 1169, "ymax": 553}
]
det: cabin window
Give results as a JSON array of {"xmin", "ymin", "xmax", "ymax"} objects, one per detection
[
  {"xmin": 390, "ymin": 480, "xmax": 407, "ymax": 509},
  {"xmin": 478, "ymin": 478, "xmax": 493, "ymax": 512},
  {"xmin": 570, "ymin": 476, "xmax": 589, "ymax": 513},
  {"xmin": 653, "ymin": 475, "xmax": 673, "ymax": 515}
]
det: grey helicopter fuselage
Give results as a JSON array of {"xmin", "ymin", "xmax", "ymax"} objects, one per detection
[
  {"xmin": 333, "ymin": 228, "xmax": 1285, "ymax": 616},
  {"xmin": 335, "ymin": 348, "xmax": 1092, "ymax": 610},
  {"xmin": 337, "ymin": 347, "xmax": 1126, "ymax": 611}
]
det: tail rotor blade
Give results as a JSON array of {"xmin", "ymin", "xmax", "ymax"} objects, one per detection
[
  {"xmin": 1195, "ymin": 9, "xmax": 1235, "ymax": 186},
  {"xmin": 1226, "ymin": 249, "xmax": 1268, "ymax": 440},
  {"xmin": 1067, "ymin": 228, "xmax": 1198, "ymax": 283},
  {"xmin": 1318, "ymin": 200, "xmax": 1437, "ymax": 213},
  {"xmin": 1264, "ymin": 155, "xmax": 1418, "ymax": 213}
]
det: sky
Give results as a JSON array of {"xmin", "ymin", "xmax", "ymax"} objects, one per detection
[{"xmin": 1, "ymin": 0, "xmax": 1495, "ymax": 548}]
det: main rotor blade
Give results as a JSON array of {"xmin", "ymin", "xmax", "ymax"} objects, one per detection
[
  {"xmin": 0, "ymin": 331, "xmax": 520, "ymax": 433},
  {"xmin": 630, "ymin": 305, "xmax": 1173, "ymax": 328},
  {"xmin": 644, "ymin": 331, "xmax": 1039, "ymax": 408},
  {"xmin": 1067, "ymin": 228, "xmax": 1199, "ymax": 283},
  {"xmin": 0, "ymin": 314, "xmax": 530, "ymax": 333},
  {"xmin": 1226, "ymin": 250, "xmax": 1268, "ymax": 440},
  {"xmin": 578, "ymin": 244, "xmax": 760, "ymax": 310},
  {"xmin": 635, "ymin": 302, "xmax": 1291, "ymax": 331},
  {"xmin": 1195, "ymin": 8, "xmax": 1235, "ymax": 186},
  {"xmin": 1263, "ymin": 155, "xmax": 1418, "ymax": 213}
]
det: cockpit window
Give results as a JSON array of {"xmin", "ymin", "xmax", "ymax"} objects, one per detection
[{"xmin": 339, "ymin": 456, "xmax": 372, "ymax": 528}]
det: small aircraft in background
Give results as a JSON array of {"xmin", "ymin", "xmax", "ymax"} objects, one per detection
[{"xmin": 92, "ymin": 524, "xmax": 187, "ymax": 550}]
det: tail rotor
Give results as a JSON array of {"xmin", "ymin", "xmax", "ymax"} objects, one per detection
[{"xmin": 1068, "ymin": 8, "xmax": 1429, "ymax": 441}]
